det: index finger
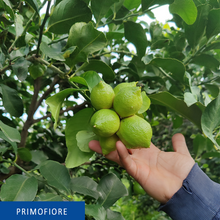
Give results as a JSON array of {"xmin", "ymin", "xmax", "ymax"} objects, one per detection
[{"xmin": 89, "ymin": 140, "xmax": 122, "ymax": 166}]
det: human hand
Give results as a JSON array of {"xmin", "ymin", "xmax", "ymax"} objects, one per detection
[{"xmin": 89, "ymin": 133, "xmax": 195, "ymax": 204}]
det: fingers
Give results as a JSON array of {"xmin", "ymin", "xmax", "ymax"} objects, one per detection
[
  {"xmin": 172, "ymin": 133, "xmax": 190, "ymax": 156},
  {"xmin": 116, "ymin": 141, "xmax": 136, "ymax": 175},
  {"xmin": 89, "ymin": 140, "xmax": 102, "ymax": 154},
  {"xmin": 89, "ymin": 140, "xmax": 121, "ymax": 165},
  {"xmin": 89, "ymin": 140, "xmax": 136, "ymax": 173}
]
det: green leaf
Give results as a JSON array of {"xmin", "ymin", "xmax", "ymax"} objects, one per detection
[
  {"xmin": 3, "ymin": 0, "xmax": 12, "ymax": 9},
  {"xmin": 70, "ymin": 71, "xmax": 103, "ymax": 92},
  {"xmin": 71, "ymin": 176, "xmax": 100, "ymax": 199},
  {"xmin": 205, "ymin": 84, "xmax": 219, "ymax": 98},
  {"xmin": 85, "ymin": 205, "xmax": 106, "ymax": 220},
  {"xmin": 78, "ymin": 60, "xmax": 115, "ymax": 81},
  {"xmin": 12, "ymin": 57, "xmax": 30, "ymax": 81},
  {"xmin": 18, "ymin": 148, "xmax": 32, "ymax": 162},
  {"xmin": 184, "ymin": 92, "xmax": 197, "ymax": 107},
  {"xmin": 0, "ymin": 120, "xmax": 21, "ymax": 143},
  {"xmin": 40, "ymin": 160, "xmax": 71, "ymax": 194},
  {"xmin": 124, "ymin": 0, "xmax": 141, "ymax": 10},
  {"xmin": 169, "ymin": 0, "xmax": 197, "ymax": 25},
  {"xmin": 110, "ymin": 0, "xmax": 124, "ymax": 15},
  {"xmin": 172, "ymin": 115, "xmax": 183, "ymax": 129},
  {"xmin": 2, "ymin": 0, "xmax": 14, "ymax": 19},
  {"xmin": 0, "ymin": 131, "xmax": 17, "ymax": 154},
  {"xmin": 91, "ymin": 0, "xmax": 119, "ymax": 26},
  {"xmin": 204, "ymin": 41, "xmax": 220, "ymax": 51},
  {"xmin": 149, "ymin": 92, "xmax": 202, "ymax": 129},
  {"xmin": 138, "ymin": 91, "xmax": 151, "ymax": 114},
  {"xmin": 0, "ymin": 84, "xmax": 24, "ymax": 117},
  {"xmin": 202, "ymin": 151, "xmax": 220, "ymax": 159},
  {"xmin": 97, "ymin": 173, "xmax": 128, "ymax": 209},
  {"xmin": 46, "ymin": 88, "xmax": 83, "ymax": 129},
  {"xmin": 65, "ymin": 108, "xmax": 95, "ymax": 168},
  {"xmin": 144, "ymin": 58, "xmax": 185, "ymax": 82},
  {"xmin": 184, "ymin": 4, "xmax": 210, "ymax": 49},
  {"xmin": 48, "ymin": 0, "xmax": 92, "ymax": 34},
  {"xmin": 62, "ymin": 46, "xmax": 77, "ymax": 59},
  {"xmin": 76, "ymin": 130, "xmax": 99, "ymax": 153},
  {"xmin": 10, "ymin": 46, "xmax": 29, "ymax": 60},
  {"xmin": 14, "ymin": 14, "xmax": 24, "ymax": 37},
  {"xmin": 142, "ymin": 0, "xmax": 174, "ymax": 11},
  {"xmin": 191, "ymin": 54, "xmax": 220, "ymax": 71},
  {"xmin": 149, "ymin": 22, "xmax": 163, "ymax": 42},
  {"xmin": 106, "ymin": 30, "xmax": 124, "ymax": 41},
  {"xmin": 206, "ymin": 9, "xmax": 220, "ymax": 40},
  {"xmin": 124, "ymin": 21, "xmax": 148, "ymax": 58},
  {"xmin": 30, "ymin": 150, "xmax": 48, "ymax": 165},
  {"xmin": 0, "ymin": 144, "xmax": 8, "ymax": 155},
  {"xmin": 37, "ymin": 193, "xmax": 63, "ymax": 201},
  {"xmin": 201, "ymin": 94, "xmax": 220, "ymax": 149},
  {"xmin": 0, "ymin": 164, "xmax": 10, "ymax": 174},
  {"xmin": 193, "ymin": 134, "xmax": 213, "ymax": 158},
  {"xmin": 151, "ymin": 39, "xmax": 170, "ymax": 50},
  {"xmin": 69, "ymin": 77, "xmax": 88, "ymax": 88},
  {"xmin": 65, "ymin": 22, "xmax": 107, "ymax": 68},
  {"xmin": 0, "ymin": 175, "xmax": 38, "ymax": 201},
  {"xmin": 24, "ymin": 0, "xmax": 39, "ymax": 14},
  {"xmin": 40, "ymin": 42, "xmax": 66, "ymax": 61},
  {"xmin": 81, "ymin": 71, "xmax": 103, "ymax": 92},
  {"xmin": 106, "ymin": 209, "xmax": 125, "ymax": 220}
]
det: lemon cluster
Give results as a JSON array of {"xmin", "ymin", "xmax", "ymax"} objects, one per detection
[{"xmin": 90, "ymin": 81, "xmax": 152, "ymax": 155}]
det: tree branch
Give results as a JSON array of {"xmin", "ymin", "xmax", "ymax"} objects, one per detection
[
  {"xmin": 27, "ymin": 55, "xmax": 66, "ymax": 78},
  {"xmin": 0, "ymin": 64, "xmax": 11, "ymax": 76},
  {"xmin": 35, "ymin": 75, "xmax": 60, "ymax": 111},
  {"xmin": 36, "ymin": 0, "xmax": 52, "ymax": 57},
  {"xmin": 0, "ymin": 166, "xmax": 21, "ymax": 182},
  {"xmin": 19, "ymin": 77, "xmax": 42, "ymax": 148}
]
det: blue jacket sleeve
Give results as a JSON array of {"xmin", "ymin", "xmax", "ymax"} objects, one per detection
[{"xmin": 158, "ymin": 163, "xmax": 220, "ymax": 220}]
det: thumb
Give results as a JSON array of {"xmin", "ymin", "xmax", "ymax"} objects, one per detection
[{"xmin": 172, "ymin": 133, "xmax": 190, "ymax": 156}]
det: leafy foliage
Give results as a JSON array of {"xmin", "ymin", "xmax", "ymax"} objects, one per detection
[{"xmin": 1, "ymin": 0, "xmax": 220, "ymax": 219}]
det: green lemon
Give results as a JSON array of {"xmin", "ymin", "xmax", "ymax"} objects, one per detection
[
  {"xmin": 113, "ymin": 86, "xmax": 143, "ymax": 118},
  {"xmin": 90, "ymin": 81, "xmax": 115, "ymax": 110},
  {"xmin": 116, "ymin": 115, "xmax": 152, "ymax": 149},
  {"xmin": 90, "ymin": 109, "xmax": 120, "ymax": 137},
  {"xmin": 133, "ymin": 181, "xmax": 145, "ymax": 195},
  {"xmin": 99, "ymin": 134, "xmax": 119, "ymax": 155},
  {"xmin": 113, "ymin": 81, "xmax": 137, "ymax": 95},
  {"xmin": 28, "ymin": 63, "xmax": 46, "ymax": 79}
]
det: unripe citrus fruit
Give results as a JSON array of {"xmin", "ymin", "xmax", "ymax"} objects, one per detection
[
  {"xmin": 116, "ymin": 115, "xmax": 152, "ymax": 149},
  {"xmin": 28, "ymin": 63, "xmax": 46, "ymax": 79},
  {"xmin": 99, "ymin": 134, "xmax": 119, "ymax": 155},
  {"xmin": 90, "ymin": 81, "xmax": 115, "ymax": 110},
  {"xmin": 113, "ymin": 87, "xmax": 143, "ymax": 118},
  {"xmin": 90, "ymin": 109, "xmax": 120, "ymax": 137},
  {"xmin": 133, "ymin": 181, "xmax": 145, "ymax": 195},
  {"xmin": 113, "ymin": 81, "xmax": 137, "ymax": 95}
]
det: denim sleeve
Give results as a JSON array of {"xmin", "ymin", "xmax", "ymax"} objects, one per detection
[{"xmin": 158, "ymin": 163, "xmax": 220, "ymax": 220}]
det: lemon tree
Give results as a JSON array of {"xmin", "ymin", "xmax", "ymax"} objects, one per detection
[{"xmin": 2, "ymin": 0, "xmax": 220, "ymax": 219}]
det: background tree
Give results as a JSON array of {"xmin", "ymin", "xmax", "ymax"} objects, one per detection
[{"xmin": 1, "ymin": 0, "xmax": 220, "ymax": 219}]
